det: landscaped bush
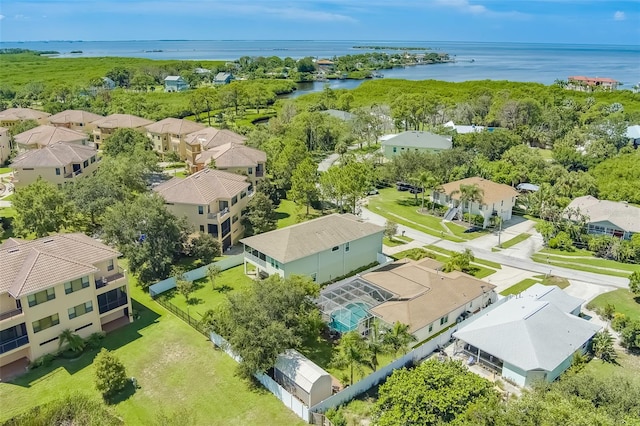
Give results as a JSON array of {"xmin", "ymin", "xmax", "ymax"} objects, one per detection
[
  {"xmin": 462, "ymin": 213, "xmax": 484, "ymax": 226},
  {"xmin": 620, "ymin": 320, "xmax": 640, "ymax": 350},
  {"xmin": 548, "ymin": 231, "xmax": 575, "ymax": 252},
  {"xmin": 611, "ymin": 313, "xmax": 629, "ymax": 332},
  {"xmin": 29, "ymin": 353, "xmax": 57, "ymax": 369}
]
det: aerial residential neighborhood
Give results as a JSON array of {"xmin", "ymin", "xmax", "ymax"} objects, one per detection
[{"xmin": 1, "ymin": 23, "xmax": 639, "ymax": 425}]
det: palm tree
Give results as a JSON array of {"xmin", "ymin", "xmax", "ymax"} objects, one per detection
[
  {"xmin": 458, "ymin": 184, "xmax": 484, "ymax": 226},
  {"xmin": 331, "ymin": 331, "xmax": 369, "ymax": 386},
  {"xmin": 58, "ymin": 329, "xmax": 85, "ymax": 353},
  {"xmin": 592, "ymin": 330, "xmax": 617, "ymax": 363},
  {"xmin": 366, "ymin": 321, "xmax": 390, "ymax": 372},
  {"xmin": 383, "ymin": 322, "xmax": 417, "ymax": 357},
  {"xmin": 417, "ymin": 171, "xmax": 437, "ymax": 213},
  {"xmin": 208, "ymin": 265, "xmax": 221, "ymax": 291}
]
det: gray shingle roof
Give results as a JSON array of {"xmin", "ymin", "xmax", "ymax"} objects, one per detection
[
  {"xmin": 381, "ymin": 131, "xmax": 452, "ymax": 150},
  {"xmin": 11, "ymin": 142, "xmax": 97, "ymax": 168},
  {"xmin": 0, "ymin": 233, "xmax": 121, "ymax": 297},
  {"xmin": 566, "ymin": 195, "xmax": 640, "ymax": 233},
  {"xmin": 153, "ymin": 168, "xmax": 249, "ymax": 205},
  {"xmin": 240, "ymin": 214, "xmax": 384, "ymax": 263}
]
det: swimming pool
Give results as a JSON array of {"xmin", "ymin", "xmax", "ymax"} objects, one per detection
[{"xmin": 329, "ymin": 302, "xmax": 370, "ymax": 333}]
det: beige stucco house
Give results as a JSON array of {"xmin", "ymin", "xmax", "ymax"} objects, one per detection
[
  {"xmin": 184, "ymin": 127, "xmax": 246, "ymax": 167},
  {"xmin": 48, "ymin": 109, "xmax": 104, "ymax": 132},
  {"xmin": 434, "ymin": 177, "xmax": 519, "ymax": 228},
  {"xmin": 0, "ymin": 127, "xmax": 10, "ymax": 166},
  {"xmin": 0, "ymin": 108, "xmax": 51, "ymax": 129},
  {"xmin": 145, "ymin": 118, "xmax": 206, "ymax": 160},
  {"xmin": 13, "ymin": 125, "xmax": 90, "ymax": 153},
  {"xmin": 153, "ymin": 168, "xmax": 252, "ymax": 251},
  {"xmin": 10, "ymin": 142, "xmax": 100, "ymax": 189},
  {"xmin": 241, "ymin": 214, "xmax": 384, "ymax": 284},
  {"xmin": 0, "ymin": 234, "xmax": 132, "ymax": 372},
  {"xmin": 90, "ymin": 114, "xmax": 154, "ymax": 149},
  {"xmin": 195, "ymin": 143, "xmax": 266, "ymax": 183}
]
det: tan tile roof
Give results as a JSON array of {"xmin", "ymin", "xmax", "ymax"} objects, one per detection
[
  {"xmin": 196, "ymin": 142, "xmax": 266, "ymax": 168},
  {"xmin": 145, "ymin": 118, "xmax": 206, "ymax": 135},
  {"xmin": 440, "ymin": 177, "xmax": 518, "ymax": 205},
  {"xmin": 48, "ymin": 109, "xmax": 104, "ymax": 125},
  {"xmin": 11, "ymin": 142, "xmax": 97, "ymax": 168},
  {"xmin": 153, "ymin": 168, "xmax": 249, "ymax": 205},
  {"xmin": 566, "ymin": 195, "xmax": 640, "ymax": 233},
  {"xmin": 185, "ymin": 127, "xmax": 246, "ymax": 148},
  {"xmin": 14, "ymin": 125, "xmax": 88, "ymax": 148},
  {"xmin": 0, "ymin": 108, "xmax": 51, "ymax": 121},
  {"xmin": 90, "ymin": 114, "xmax": 154, "ymax": 129},
  {"xmin": 0, "ymin": 127, "xmax": 9, "ymax": 136},
  {"xmin": 240, "ymin": 214, "xmax": 384, "ymax": 263},
  {"xmin": 367, "ymin": 259, "xmax": 496, "ymax": 333},
  {"xmin": 0, "ymin": 233, "xmax": 121, "ymax": 297}
]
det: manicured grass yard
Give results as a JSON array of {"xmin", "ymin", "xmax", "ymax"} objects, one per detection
[
  {"xmin": 0, "ymin": 273, "xmax": 304, "ymax": 425},
  {"xmin": 383, "ymin": 236, "xmax": 407, "ymax": 247},
  {"xmin": 498, "ymin": 232, "xmax": 531, "ymax": 249},
  {"xmin": 531, "ymin": 252, "xmax": 635, "ymax": 278},
  {"xmin": 500, "ymin": 275, "xmax": 570, "ymax": 296},
  {"xmin": 163, "ymin": 265, "xmax": 255, "ymax": 318},
  {"xmin": 391, "ymin": 247, "xmax": 497, "ymax": 279},
  {"xmin": 366, "ymin": 188, "xmax": 472, "ymax": 242},
  {"xmin": 587, "ymin": 288, "xmax": 640, "ymax": 322},
  {"xmin": 0, "ymin": 167, "xmax": 12, "ymax": 174},
  {"xmin": 275, "ymin": 199, "xmax": 322, "ymax": 229}
]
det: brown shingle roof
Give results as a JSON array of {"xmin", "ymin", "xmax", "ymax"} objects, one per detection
[
  {"xmin": 367, "ymin": 259, "xmax": 495, "ymax": 333},
  {"xmin": 0, "ymin": 233, "xmax": 121, "ymax": 297},
  {"xmin": 196, "ymin": 142, "xmax": 266, "ymax": 168},
  {"xmin": 14, "ymin": 125, "xmax": 88, "ymax": 148},
  {"xmin": 90, "ymin": 114, "xmax": 154, "ymax": 129},
  {"xmin": 440, "ymin": 177, "xmax": 518, "ymax": 205},
  {"xmin": 145, "ymin": 118, "xmax": 206, "ymax": 135},
  {"xmin": 240, "ymin": 214, "xmax": 384, "ymax": 263},
  {"xmin": 11, "ymin": 142, "xmax": 97, "ymax": 168},
  {"xmin": 153, "ymin": 168, "xmax": 249, "ymax": 205},
  {"xmin": 0, "ymin": 108, "xmax": 51, "ymax": 121},
  {"xmin": 48, "ymin": 109, "xmax": 104, "ymax": 125},
  {"xmin": 185, "ymin": 127, "xmax": 246, "ymax": 148}
]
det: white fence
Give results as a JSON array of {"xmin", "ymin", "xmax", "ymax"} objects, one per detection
[{"xmin": 149, "ymin": 254, "xmax": 244, "ymax": 298}]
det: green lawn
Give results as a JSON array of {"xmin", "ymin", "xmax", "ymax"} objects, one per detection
[
  {"xmin": 391, "ymin": 247, "xmax": 496, "ymax": 279},
  {"xmin": 587, "ymin": 289, "xmax": 640, "ymax": 322},
  {"xmin": 531, "ymin": 253, "xmax": 635, "ymax": 278},
  {"xmin": 0, "ymin": 274, "xmax": 304, "ymax": 425},
  {"xmin": 581, "ymin": 350, "xmax": 640, "ymax": 383},
  {"xmin": 366, "ymin": 188, "xmax": 470, "ymax": 242},
  {"xmin": 383, "ymin": 237, "xmax": 407, "ymax": 247},
  {"xmin": 538, "ymin": 247, "xmax": 594, "ymax": 257},
  {"xmin": 162, "ymin": 265, "xmax": 254, "ymax": 318},
  {"xmin": 500, "ymin": 278, "xmax": 541, "ymax": 296},
  {"xmin": 498, "ymin": 233, "xmax": 531, "ymax": 249},
  {"xmin": 425, "ymin": 245, "xmax": 502, "ymax": 270},
  {"xmin": 275, "ymin": 199, "xmax": 322, "ymax": 229},
  {"xmin": 0, "ymin": 167, "xmax": 12, "ymax": 174},
  {"xmin": 1, "ymin": 194, "xmax": 14, "ymax": 201}
]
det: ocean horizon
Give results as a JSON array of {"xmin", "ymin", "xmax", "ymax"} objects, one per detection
[{"xmin": 2, "ymin": 39, "xmax": 639, "ymax": 86}]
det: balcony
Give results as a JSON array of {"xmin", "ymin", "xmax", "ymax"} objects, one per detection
[
  {"xmin": 98, "ymin": 296, "xmax": 128, "ymax": 315},
  {"xmin": 0, "ymin": 308, "xmax": 23, "ymax": 323},
  {"xmin": 244, "ymin": 251, "xmax": 267, "ymax": 269},
  {"xmin": 0, "ymin": 335, "xmax": 29, "ymax": 355},
  {"xmin": 64, "ymin": 169, "xmax": 83, "ymax": 179},
  {"xmin": 207, "ymin": 207, "xmax": 230, "ymax": 222},
  {"xmin": 95, "ymin": 268, "xmax": 126, "ymax": 289}
]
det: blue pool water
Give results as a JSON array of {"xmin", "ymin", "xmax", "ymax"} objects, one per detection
[{"xmin": 330, "ymin": 302, "xmax": 369, "ymax": 333}]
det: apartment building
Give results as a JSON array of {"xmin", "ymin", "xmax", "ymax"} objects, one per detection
[
  {"xmin": 13, "ymin": 125, "xmax": 90, "ymax": 152},
  {"xmin": 0, "ymin": 108, "xmax": 51, "ymax": 129},
  {"xmin": 0, "ymin": 234, "xmax": 132, "ymax": 371},
  {"xmin": 184, "ymin": 127, "xmax": 246, "ymax": 168},
  {"xmin": 48, "ymin": 109, "xmax": 104, "ymax": 132},
  {"xmin": 90, "ymin": 114, "xmax": 154, "ymax": 149},
  {"xmin": 145, "ymin": 118, "xmax": 205, "ymax": 160},
  {"xmin": 194, "ymin": 143, "xmax": 266, "ymax": 184}
]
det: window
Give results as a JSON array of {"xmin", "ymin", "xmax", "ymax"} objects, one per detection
[
  {"xmin": 393, "ymin": 147, "xmax": 397, "ymax": 153},
  {"xmin": 32, "ymin": 313, "xmax": 60, "ymax": 333},
  {"xmin": 501, "ymin": 200, "xmax": 504, "ymax": 206},
  {"xmin": 240, "ymin": 190, "xmax": 247, "ymax": 199},
  {"xmin": 55, "ymin": 168, "xmax": 60, "ymax": 175},
  {"xmin": 198, "ymin": 205, "xmax": 204, "ymax": 215},
  {"xmin": 90, "ymin": 155, "xmax": 96, "ymax": 164},
  {"xmin": 428, "ymin": 323, "xmax": 433, "ymax": 333},
  {"xmin": 68, "ymin": 301, "xmax": 93, "ymax": 319},
  {"xmin": 27, "ymin": 288, "xmax": 56, "ymax": 307},
  {"xmin": 331, "ymin": 246, "xmax": 340, "ymax": 252},
  {"xmin": 231, "ymin": 195, "xmax": 238, "ymax": 206},
  {"xmin": 199, "ymin": 225, "xmax": 205, "ymax": 232},
  {"xmin": 107, "ymin": 259, "xmax": 114, "ymax": 272},
  {"xmin": 345, "ymin": 242, "xmax": 350, "ymax": 252},
  {"xmin": 440, "ymin": 315, "xmax": 449, "ymax": 326},
  {"xmin": 83, "ymin": 160, "xmax": 89, "ymax": 168},
  {"xmin": 232, "ymin": 215, "xmax": 238, "ymax": 224},
  {"xmin": 247, "ymin": 167, "xmax": 253, "ymax": 175},
  {"xmin": 64, "ymin": 276, "xmax": 90, "ymax": 294}
]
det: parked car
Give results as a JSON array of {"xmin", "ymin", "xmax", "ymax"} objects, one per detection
[
  {"xmin": 409, "ymin": 187, "xmax": 423, "ymax": 194},
  {"xmin": 367, "ymin": 188, "xmax": 379, "ymax": 195}
]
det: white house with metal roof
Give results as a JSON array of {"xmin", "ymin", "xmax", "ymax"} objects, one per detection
[
  {"xmin": 566, "ymin": 195, "xmax": 640, "ymax": 240},
  {"xmin": 274, "ymin": 349, "xmax": 332, "ymax": 407},
  {"xmin": 240, "ymin": 214, "xmax": 384, "ymax": 283},
  {"xmin": 453, "ymin": 284, "xmax": 600, "ymax": 387},
  {"xmin": 380, "ymin": 131, "xmax": 452, "ymax": 159}
]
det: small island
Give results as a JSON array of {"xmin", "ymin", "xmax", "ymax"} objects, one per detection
[{"xmin": 353, "ymin": 45, "xmax": 432, "ymax": 51}]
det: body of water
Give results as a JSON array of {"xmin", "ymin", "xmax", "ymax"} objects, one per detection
[{"xmin": 2, "ymin": 40, "xmax": 638, "ymax": 94}]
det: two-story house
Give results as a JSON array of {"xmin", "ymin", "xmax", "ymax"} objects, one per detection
[
  {"xmin": 10, "ymin": 142, "xmax": 100, "ymax": 189},
  {"xmin": 90, "ymin": 114, "xmax": 154, "ymax": 149},
  {"xmin": 184, "ymin": 127, "xmax": 247, "ymax": 167},
  {"xmin": 0, "ymin": 234, "xmax": 132, "ymax": 375},
  {"xmin": 13, "ymin": 125, "xmax": 90, "ymax": 153},
  {"xmin": 48, "ymin": 109, "xmax": 104, "ymax": 132},
  {"xmin": 241, "ymin": 214, "xmax": 385, "ymax": 284},
  {"xmin": 194, "ymin": 143, "xmax": 266, "ymax": 183},
  {"xmin": 145, "ymin": 118, "xmax": 206, "ymax": 160},
  {"xmin": 0, "ymin": 108, "xmax": 51, "ymax": 129},
  {"xmin": 164, "ymin": 76, "xmax": 189, "ymax": 92},
  {"xmin": 153, "ymin": 168, "xmax": 252, "ymax": 251},
  {"xmin": 380, "ymin": 131, "xmax": 452, "ymax": 159}
]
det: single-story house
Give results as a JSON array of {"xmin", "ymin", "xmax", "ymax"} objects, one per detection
[
  {"xmin": 453, "ymin": 284, "xmax": 600, "ymax": 387},
  {"xmin": 164, "ymin": 76, "xmax": 189, "ymax": 92},
  {"xmin": 565, "ymin": 195, "xmax": 640, "ymax": 240},
  {"xmin": 567, "ymin": 76, "xmax": 619, "ymax": 91},
  {"xmin": 273, "ymin": 349, "xmax": 332, "ymax": 407},
  {"xmin": 626, "ymin": 125, "xmax": 640, "ymax": 149},
  {"xmin": 241, "ymin": 214, "xmax": 384, "ymax": 284},
  {"xmin": 380, "ymin": 131, "xmax": 452, "ymax": 158},
  {"xmin": 444, "ymin": 121, "xmax": 485, "ymax": 134},
  {"xmin": 13, "ymin": 125, "xmax": 91, "ymax": 152},
  {"xmin": 434, "ymin": 177, "xmax": 519, "ymax": 228},
  {"xmin": 214, "ymin": 72, "xmax": 233, "ymax": 85}
]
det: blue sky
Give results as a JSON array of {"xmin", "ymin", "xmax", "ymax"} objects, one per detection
[{"xmin": 1, "ymin": 0, "xmax": 638, "ymax": 44}]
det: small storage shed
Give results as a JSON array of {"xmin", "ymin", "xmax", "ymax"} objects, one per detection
[{"xmin": 274, "ymin": 349, "xmax": 332, "ymax": 407}]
